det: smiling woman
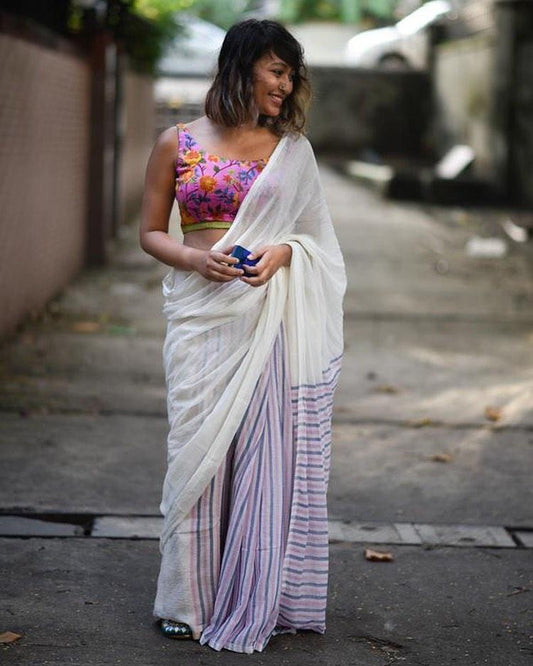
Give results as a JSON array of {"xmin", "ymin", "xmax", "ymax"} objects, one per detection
[{"xmin": 139, "ymin": 18, "xmax": 345, "ymax": 654}]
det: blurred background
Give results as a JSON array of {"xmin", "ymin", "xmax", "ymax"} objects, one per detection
[{"xmin": 0, "ymin": 0, "xmax": 531, "ymax": 338}]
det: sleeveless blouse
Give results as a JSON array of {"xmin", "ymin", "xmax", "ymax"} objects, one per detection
[{"xmin": 174, "ymin": 124, "xmax": 267, "ymax": 233}]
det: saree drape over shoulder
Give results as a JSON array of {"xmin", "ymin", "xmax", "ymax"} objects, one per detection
[{"xmin": 154, "ymin": 132, "xmax": 346, "ymax": 653}]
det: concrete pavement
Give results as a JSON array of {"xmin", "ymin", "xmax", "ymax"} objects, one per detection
[{"xmin": 1, "ymin": 164, "xmax": 532, "ymax": 665}]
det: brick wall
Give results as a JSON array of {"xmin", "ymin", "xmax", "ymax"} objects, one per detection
[{"xmin": 0, "ymin": 33, "xmax": 90, "ymax": 339}]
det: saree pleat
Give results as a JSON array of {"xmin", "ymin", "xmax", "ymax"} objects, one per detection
[{"xmin": 154, "ymin": 328, "xmax": 342, "ymax": 653}]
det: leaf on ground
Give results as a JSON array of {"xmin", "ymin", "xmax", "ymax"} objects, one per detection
[
  {"xmin": 484, "ymin": 406, "xmax": 503, "ymax": 422},
  {"xmin": 374, "ymin": 384, "xmax": 400, "ymax": 394},
  {"xmin": 71, "ymin": 321, "xmax": 101, "ymax": 334},
  {"xmin": 407, "ymin": 418, "xmax": 436, "ymax": 428},
  {"xmin": 429, "ymin": 452, "xmax": 453, "ymax": 463},
  {"xmin": 0, "ymin": 631, "xmax": 23, "ymax": 644},
  {"xmin": 506, "ymin": 586, "xmax": 531, "ymax": 597},
  {"xmin": 364, "ymin": 548, "xmax": 394, "ymax": 562}
]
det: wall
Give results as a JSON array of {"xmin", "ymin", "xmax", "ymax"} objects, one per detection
[
  {"xmin": 492, "ymin": 0, "xmax": 533, "ymax": 207},
  {"xmin": 433, "ymin": 33, "xmax": 496, "ymax": 180},
  {"xmin": 119, "ymin": 71, "xmax": 155, "ymax": 227},
  {"xmin": 0, "ymin": 33, "xmax": 90, "ymax": 339},
  {"xmin": 306, "ymin": 67, "xmax": 432, "ymax": 159}
]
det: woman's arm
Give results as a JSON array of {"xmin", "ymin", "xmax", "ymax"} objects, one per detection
[
  {"xmin": 139, "ymin": 128, "xmax": 200, "ymax": 270},
  {"xmin": 139, "ymin": 128, "xmax": 243, "ymax": 282}
]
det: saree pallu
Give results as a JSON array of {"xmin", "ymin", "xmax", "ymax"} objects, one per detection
[{"xmin": 155, "ymin": 132, "xmax": 346, "ymax": 653}]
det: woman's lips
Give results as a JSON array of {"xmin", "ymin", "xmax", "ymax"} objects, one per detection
[{"xmin": 269, "ymin": 93, "xmax": 284, "ymax": 106}]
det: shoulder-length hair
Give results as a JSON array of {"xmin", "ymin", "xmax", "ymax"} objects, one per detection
[{"xmin": 205, "ymin": 19, "xmax": 311, "ymax": 136}]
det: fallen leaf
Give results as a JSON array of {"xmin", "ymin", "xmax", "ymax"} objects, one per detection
[
  {"xmin": 71, "ymin": 321, "xmax": 101, "ymax": 334},
  {"xmin": 429, "ymin": 452, "xmax": 453, "ymax": 463},
  {"xmin": 506, "ymin": 586, "xmax": 531, "ymax": 597},
  {"xmin": 0, "ymin": 631, "xmax": 23, "ymax": 644},
  {"xmin": 364, "ymin": 548, "xmax": 394, "ymax": 562},
  {"xmin": 374, "ymin": 384, "xmax": 400, "ymax": 394},
  {"xmin": 484, "ymin": 406, "xmax": 503, "ymax": 422},
  {"xmin": 407, "ymin": 418, "xmax": 436, "ymax": 428}
]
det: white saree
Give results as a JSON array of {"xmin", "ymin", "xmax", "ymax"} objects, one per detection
[
  {"xmin": 156, "ymin": 132, "xmax": 346, "ymax": 650},
  {"xmin": 160, "ymin": 131, "xmax": 345, "ymax": 543}
]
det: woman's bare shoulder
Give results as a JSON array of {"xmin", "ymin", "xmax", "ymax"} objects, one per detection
[
  {"xmin": 185, "ymin": 115, "xmax": 208, "ymax": 131},
  {"xmin": 156, "ymin": 125, "xmax": 179, "ymax": 150}
]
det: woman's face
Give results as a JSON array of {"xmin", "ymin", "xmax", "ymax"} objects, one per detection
[{"xmin": 251, "ymin": 51, "xmax": 294, "ymax": 117}]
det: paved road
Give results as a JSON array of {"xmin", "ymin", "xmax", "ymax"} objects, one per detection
[{"xmin": 1, "ymin": 165, "xmax": 532, "ymax": 665}]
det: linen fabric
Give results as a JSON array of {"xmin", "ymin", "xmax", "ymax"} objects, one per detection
[{"xmin": 156, "ymin": 131, "xmax": 346, "ymax": 652}]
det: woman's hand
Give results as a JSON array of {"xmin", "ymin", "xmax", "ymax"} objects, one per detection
[
  {"xmin": 240, "ymin": 244, "xmax": 292, "ymax": 287},
  {"xmin": 192, "ymin": 246, "xmax": 245, "ymax": 282}
]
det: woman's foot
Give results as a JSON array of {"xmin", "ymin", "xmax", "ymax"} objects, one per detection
[{"xmin": 159, "ymin": 619, "xmax": 193, "ymax": 640}]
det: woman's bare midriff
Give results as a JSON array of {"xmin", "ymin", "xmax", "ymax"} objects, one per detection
[{"xmin": 182, "ymin": 228, "xmax": 230, "ymax": 251}]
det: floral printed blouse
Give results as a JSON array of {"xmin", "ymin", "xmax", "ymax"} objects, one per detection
[{"xmin": 175, "ymin": 123, "xmax": 267, "ymax": 233}]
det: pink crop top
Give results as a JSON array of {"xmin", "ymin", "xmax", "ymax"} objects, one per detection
[{"xmin": 174, "ymin": 123, "xmax": 267, "ymax": 233}]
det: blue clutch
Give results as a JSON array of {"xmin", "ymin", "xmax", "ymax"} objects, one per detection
[{"xmin": 230, "ymin": 245, "xmax": 259, "ymax": 275}]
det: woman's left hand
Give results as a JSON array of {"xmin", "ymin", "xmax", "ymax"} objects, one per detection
[{"xmin": 240, "ymin": 244, "xmax": 292, "ymax": 287}]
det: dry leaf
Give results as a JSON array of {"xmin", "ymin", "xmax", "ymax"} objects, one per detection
[
  {"xmin": 0, "ymin": 631, "xmax": 23, "ymax": 644},
  {"xmin": 374, "ymin": 384, "xmax": 400, "ymax": 394},
  {"xmin": 364, "ymin": 548, "xmax": 394, "ymax": 562},
  {"xmin": 484, "ymin": 406, "xmax": 503, "ymax": 422},
  {"xmin": 72, "ymin": 321, "xmax": 101, "ymax": 334},
  {"xmin": 407, "ymin": 418, "xmax": 436, "ymax": 428},
  {"xmin": 429, "ymin": 452, "xmax": 453, "ymax": 463}
]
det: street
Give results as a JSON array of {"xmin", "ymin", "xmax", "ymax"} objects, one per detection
[{"xmin": 1, "ymin": 164, "xmax": 532, "ymax": 665}]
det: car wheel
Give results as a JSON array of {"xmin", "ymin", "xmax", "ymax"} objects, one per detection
[{"xmin": 378, "ymin": 54, "xmax": 410, "ymax": 70}]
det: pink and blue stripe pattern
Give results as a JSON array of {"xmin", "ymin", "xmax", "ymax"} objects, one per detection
[{"xmin": 154, "ymin": 329, "xmax": 342, "ymax": 653}]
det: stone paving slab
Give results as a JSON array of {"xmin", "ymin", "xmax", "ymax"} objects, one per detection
[
  {"xmin": 0, "ymin": 516, "xmax": 83, "ymax": 537},
  {"xmin": 330, "ymin": 422, "xmax": 533, "ymax": 526},
  {"xmin": 0, "ymin": 332, "xmax": 167, "ymax": 415},
  {"xmin": 328, "ymin": 520, "xmax": 406, "ymax": 545},
  {"xmin": 1, "ymin": 515, "xmax": 524, "ymax": 548},
  {"xmin": 336, "ymin": 318, "xmax": 533, "ymax": 427},
  {"xmin": 0, "ymin": 413, "xmax": 167, "ymax": 515},
  {"xmin": 514, "ymin": 531, "xmax": 533, "ymax": 548},
  {"xmin": 1, "ymin": 538, "xmax": 531, "ymax": 665},
  {"xmin": 44, "ymin": 249, "xmax": 168, "ymax": 338},
  {"xmin": 92, "ymin": 516, "xmax": 162, "ymax": 539},
  {"xmin": 413, "ymin": 523, "xmax": 515, "ymax": 548}
]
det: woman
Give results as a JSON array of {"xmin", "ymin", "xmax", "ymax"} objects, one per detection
[{"xmin": 140, "ymin": 19, "xmax": 346, "ymax": 654}]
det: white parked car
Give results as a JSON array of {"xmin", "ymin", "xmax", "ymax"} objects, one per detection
[{"xmin": 344, "ymin": 0, "xmax": 452, "ymax": 70}]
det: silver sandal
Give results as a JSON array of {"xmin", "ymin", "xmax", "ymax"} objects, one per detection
[{"xmin": 159, "ymin": 619, "xmax": 193, "ymax": 639}]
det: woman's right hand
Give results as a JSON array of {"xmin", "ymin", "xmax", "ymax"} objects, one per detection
[{"xmin": 192, "ymin": 246, "xmax": 245, "ymax": 282}]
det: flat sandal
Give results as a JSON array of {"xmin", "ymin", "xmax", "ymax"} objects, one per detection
[{"xmin": 159, "ymin": 619, "xmax": 193, "ymax": 640}]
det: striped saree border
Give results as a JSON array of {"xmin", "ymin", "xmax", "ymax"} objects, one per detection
[{"xmin": 154, "ymin": 329, "xmax": 342, "ymax": 653}]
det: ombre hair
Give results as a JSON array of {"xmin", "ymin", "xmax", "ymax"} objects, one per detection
[{"xmin": 205, "ymin": 19, "xmax": 311, "ymax": 135}]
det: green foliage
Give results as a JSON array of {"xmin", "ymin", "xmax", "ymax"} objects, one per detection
[
  {"xmin": 68, "ymin": 0, "xmax": 188, "ymax": 73},
  {"xmin": 133, "ymin": 0, "xmax": 195, "ymax": 21}
]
